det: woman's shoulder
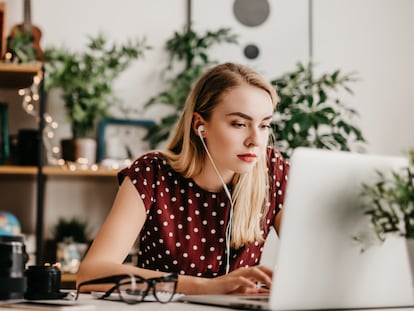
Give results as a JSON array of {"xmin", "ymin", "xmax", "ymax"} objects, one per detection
[
  {"xmin": 118, "ymin": 151, "xmax": 170, "ymax": 183},
  {"xmin": 133, "ymin": 150, "xmax": 167, "ymax": 164}
]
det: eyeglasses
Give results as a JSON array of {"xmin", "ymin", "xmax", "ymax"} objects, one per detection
[{"xmin": 75, "ymin": 273, "xmax": 178, "ymax": 304}]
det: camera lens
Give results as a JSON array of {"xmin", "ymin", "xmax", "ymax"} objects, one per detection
[
  {"xmin": 0, "ymin": 235, "xmax": 27, "ymax": 300},
  {"xmin": 25, "ymin": 265, "xmax": 61, "ymax": 300}
]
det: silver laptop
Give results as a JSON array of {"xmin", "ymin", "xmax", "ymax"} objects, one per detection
[{"xmin": 180, "ymin": 147, "xmax": 414, "ymax": 310}]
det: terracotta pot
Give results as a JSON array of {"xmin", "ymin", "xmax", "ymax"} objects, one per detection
[{"xmin": 61, "ymin": 138, "xmax": 97, "ymax": 164}]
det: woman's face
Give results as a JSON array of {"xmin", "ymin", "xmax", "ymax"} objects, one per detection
[{"xmin": 203, "ymin": 84, "xmax": 274, "ymax": 179}]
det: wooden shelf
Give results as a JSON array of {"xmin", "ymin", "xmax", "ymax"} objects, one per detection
[
  {"xmin": 0, "ymin": 62, "xmax": 46, "ymax": 265},
  {"xmin": 0, "ymin": 62, "xmax": 42, "ymax": 88},
  {"xmin": 61, "ymin": 273, "xmax": 77, "ymax": 282},
  {"xmin": 0, "ymin": 165, "xmax": 119, "ymax": 177},
  {"xmin": 61, "ymin": 273, "xmax": 77, "ymax": 289}
]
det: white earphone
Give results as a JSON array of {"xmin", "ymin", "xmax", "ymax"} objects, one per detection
[
  {"xmin": 197, "ymin": 125, "xmax": 205, "ymax": 136},
  {"xmin": 196, "ymin": 122, "xmax": 245, "ymax": 274}
]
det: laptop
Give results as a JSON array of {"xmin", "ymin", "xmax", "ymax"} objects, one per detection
[{"xmin": 180, "ymin": 147, "xmax": 414, "ymax": 310}]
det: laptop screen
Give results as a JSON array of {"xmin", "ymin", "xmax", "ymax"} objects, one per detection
[{"xmin": 270, "ymin": 148, "xmax": 413, "ymax": 310}]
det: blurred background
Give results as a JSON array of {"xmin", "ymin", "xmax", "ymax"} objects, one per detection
[{"xmin": 0, "ymin": 0, "xmax": 413, "ymax": 268}]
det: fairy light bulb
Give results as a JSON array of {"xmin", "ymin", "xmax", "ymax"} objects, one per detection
[{"xmin": 18, "ymin": 74, "xmax": 61, "ymax": 166}]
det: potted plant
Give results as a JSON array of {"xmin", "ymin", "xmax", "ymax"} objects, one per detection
[
  {"xmin": 359, "ymin": 154, "xmax": 414, "ymax": 242},
  {"xmin": 143, "ymin": 24, "xmax": 238, "ymax": 148},
  {"xmin": 5, "ymin": 28, "xmax": 39, "ymax": 63},
  {"xmin": 270, "ymin": 62, "xmax": 366, "ymax": 159},
  {"xmin": 53, "ymin": 217, "xmax": 89, "ymax": 273},
  {"xmin": 53, "ymin": 217, "xmax": 88, "ymax": 243},
  {"xmin": 44, "ymin": 33, "xmax": 151, "ymax": 164},
  {"xmin": 357, "ymin": 153, "xmax": 414, "ymax": 277}
]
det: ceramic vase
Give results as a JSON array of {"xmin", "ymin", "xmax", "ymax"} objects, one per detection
[{"xmin": 61, "ymin": 138, "xmax": 97, "ymax": 164}]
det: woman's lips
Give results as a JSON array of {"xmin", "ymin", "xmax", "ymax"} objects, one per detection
[{"xmin": 237, "ymin": 154, "xmax": 257, "ymax": 163}]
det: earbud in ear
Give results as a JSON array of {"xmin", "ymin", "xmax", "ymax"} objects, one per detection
[{"xmin": 198, "ymin": 125, "xmax": 205, "ymax": 134}]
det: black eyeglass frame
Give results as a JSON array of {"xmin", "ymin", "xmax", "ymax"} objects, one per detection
[{"xmin": 75, "ymin": 273, "xmax": 178, "ymax": 304}]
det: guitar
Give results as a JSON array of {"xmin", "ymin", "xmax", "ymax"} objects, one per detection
[{"xmin": 7, "ymin": 0, "xmax": 44, "ymax": 62}]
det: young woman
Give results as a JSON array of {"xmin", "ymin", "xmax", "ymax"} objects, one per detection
[{"xmin": 77, "ymin": 62, "xmax": 289, "ymax": 295}]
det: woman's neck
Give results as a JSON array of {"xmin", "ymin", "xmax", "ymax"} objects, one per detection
[{"xmin": 192, "ymin": 160, "xmax": 233, "ymax": 193}]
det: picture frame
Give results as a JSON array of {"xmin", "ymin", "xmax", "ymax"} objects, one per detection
[{"xmin": 96, "ymin": 118, "xmax": 155, "ymax": 163}]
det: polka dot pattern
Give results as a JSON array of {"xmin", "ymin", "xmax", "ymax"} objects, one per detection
[{"xmin": 118, "ymin": 147, "xmax": 289, "ymax": 277}]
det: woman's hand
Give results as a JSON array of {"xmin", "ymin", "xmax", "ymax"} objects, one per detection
[{"xmin": 199, "ymin": 265, "xmax": 273, "ymax": 294}]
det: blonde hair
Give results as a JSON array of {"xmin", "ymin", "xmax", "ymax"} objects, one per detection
[{"xmin": 164, "ymin": 63, "xmax": 278, "ymax": 248}]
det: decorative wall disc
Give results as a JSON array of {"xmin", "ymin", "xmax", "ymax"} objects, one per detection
[
  {"xmin": 233, "ymin": 0, "xmax": 270, "ymax": 27},
  {"xmin": 243, "ymin": 44, "xmax": 260, "ymax": 59}
]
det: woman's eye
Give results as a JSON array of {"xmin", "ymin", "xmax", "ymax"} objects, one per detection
[
  {"xmin": 261, "ymin": 124, "xmax": 272, "ymax": 129},
  {"xmin": 232, "ymin": 122, "xmax": 246, "ymax": 128}
]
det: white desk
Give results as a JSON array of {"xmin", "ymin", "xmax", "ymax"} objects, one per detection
[
  {"xmin": 1, "ymin": 294, "xmax": 414, "ymax": 311},
  {"xmin": 79, "ymin": 294, "xmax": 233, "ymax": 310},
  {"xmin": 0, "ymin": 294, "xmax": 233, "ymax": 311}
]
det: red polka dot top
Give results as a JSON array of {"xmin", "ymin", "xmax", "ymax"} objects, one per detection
[{"xmin": 118, "ymin": 147, "xmax": 289, "ymax": 277}]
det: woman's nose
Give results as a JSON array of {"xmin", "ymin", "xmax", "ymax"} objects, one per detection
[{"xmin": 244, "ymin": 128, "xmax": 260, "ymax": 147}]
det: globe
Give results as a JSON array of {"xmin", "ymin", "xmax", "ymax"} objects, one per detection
[{"xmin": 0, "ymin": 211, "xmax": 21, "ymax": 236}]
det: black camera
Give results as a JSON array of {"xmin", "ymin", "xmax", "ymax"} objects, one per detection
[
  {"xmin": 25, "ymin": 265, "xmax": 61, "ymax": 300},
  {"xmin": 0, "ymin": 236, "xmax": 62, "ymax": 300},
  {"xmin": 0, "ymin": 235, "xmax": 27, "ymax": 300}
]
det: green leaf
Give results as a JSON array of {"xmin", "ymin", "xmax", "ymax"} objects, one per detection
[
  {"xmin": 45, "ymin": 33, "xmax": 151, "ymax": 138},
  {"xmin": 270, "ymin": 61, "xmax": 365, "ymax": 158},
  {"xmin": 143, "ymin": 25, "xmax": 239, "ymax": 148}
]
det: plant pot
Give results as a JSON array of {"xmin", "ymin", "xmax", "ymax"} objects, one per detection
[
  {"xmin": 56, "ymin": 241, "xmax": 88, "ymax": 274},
  {"xmin": 406, "ymin": 239, "xmax": 414, "ymax": 288},
  {"xmin": 61, "ymin": 138, "xmax": 97, "ymax": 164}
]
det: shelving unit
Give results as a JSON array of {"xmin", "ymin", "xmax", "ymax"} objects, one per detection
[
  {"xmin": 1, "ymin": 63, "xmax": 120, "ymax": 266},
  {"xmin": 0, "ymin": 63, "xmax": 41, "ymax": 88},
  {"xmin": 0, "ymin": 165, "xmax": 118, "ymax": 177},
  {"xmin": 0, "ymin": 165, "xmax": 118, "ymax": 289},
  {"xmin": 1, "ymin": 62, "xmax": 45, "ymax": 265}
]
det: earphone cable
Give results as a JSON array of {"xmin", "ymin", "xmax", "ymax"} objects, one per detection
[{"xmin": 198, "ymin": 127, "xmax": 245, "ymax": 274}]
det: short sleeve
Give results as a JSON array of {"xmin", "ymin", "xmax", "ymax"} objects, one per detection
[{"xmin": 118, "ymin": 152, "xmax": 165, "ymax": 212}]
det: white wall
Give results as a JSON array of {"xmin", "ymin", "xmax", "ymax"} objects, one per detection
[
  {"xmin": 8, "ymin": 0, "xmax": 186, "ymax": 105},
  {"xmin": 3, "ymin": 0, "xmax": 412, "ymax": 154},
  {"xmin": 3, "ymin": 0, "xmax": 188, "ymax": 141},
  {"xmin": 1, "ymin": 0, "xmax": 413, "ymax": 246},
  {"xmin": 192, "ymin": 0, "xmax": 309, "ymax": 79},
  {"xmin": 313, "ymin": 0, "xmax": 414, "ymax": 156}
]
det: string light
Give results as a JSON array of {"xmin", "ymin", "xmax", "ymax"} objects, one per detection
[
  {"xmin": 19, "ymin": 73, "xmax": 62, "ymax": 166},
  {"xmin": 18, "ymin": 73, "xmax": 128, "ymax": 172}
]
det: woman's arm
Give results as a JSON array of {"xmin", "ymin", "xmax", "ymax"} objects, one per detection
[
  {"xmin": 77, "ymin": 177, "xmax": 272, "ymax": 294},
  {"xmin": 274, "ymin": 209, "xmax": 283, "ymax": 236},
  {"xmin": 76, "ymin": 177, "xmax": 161, "ymax": 285}
]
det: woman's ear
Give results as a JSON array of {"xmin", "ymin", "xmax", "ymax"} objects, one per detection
[{"xmin": 192, "ymin": 112, "xmax": 206, "ymax": 137}]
